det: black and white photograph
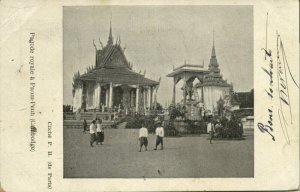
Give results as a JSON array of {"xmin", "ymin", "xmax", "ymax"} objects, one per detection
[
  {"xmin": 62, "ymin": 6, "xmax": 254, "ymax": 178},
  {"xmin": 1, "ymin": 0, "xmax": 300, "ymax": 191}
]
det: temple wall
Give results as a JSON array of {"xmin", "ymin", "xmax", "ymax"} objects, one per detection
[
  {"xmin": 198, "ymin": 86, "xmax": 230, "ymax": 112},
  {"xmin": 72, "ymin": 87, "xmax": 82, "ymax": 112}
]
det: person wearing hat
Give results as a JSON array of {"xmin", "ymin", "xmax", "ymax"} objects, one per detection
[
  {"xmin": 89, "ymin": 120, "xmax": 97, "ymax": 147},
  {"xmin": 138, "ymin": 122, "xmax": 148, "ymax": 152},
  {"xmin": 154, "ymin": 122, "xmax": 164, "ymax": 150}
]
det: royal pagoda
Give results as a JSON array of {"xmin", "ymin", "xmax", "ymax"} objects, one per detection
[{"xmin": 72, "ymin": 22, "xmax": 160, "ymax": 113}]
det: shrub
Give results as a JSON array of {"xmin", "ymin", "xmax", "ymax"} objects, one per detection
[
  {"xmin": 125, "ymin": 114, "xmax": 157, "ymax": 133},
  {"xmin": 164, "ymin": 120, "xmax": 179, "ymax": 136},
  {"xmin": 215, "ymin": 115, "xmax": 243, "ymax": 139},
  {"xmin": 169, "ymin": 105, "xmax": 185, "ymax": 120}
]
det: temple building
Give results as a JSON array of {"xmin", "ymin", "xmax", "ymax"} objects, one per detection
[
  {"xmin": 72, "ymin": 22, "xmax": 159, "ymax": 113},
  {"xmin": 167, "ymin": 36, "xmax": 233, "ymax": 115}
]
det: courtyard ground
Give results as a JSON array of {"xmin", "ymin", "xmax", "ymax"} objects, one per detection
[{"xmin": 64, "ymin": 128, "xmax": 253, "ymax": 178}]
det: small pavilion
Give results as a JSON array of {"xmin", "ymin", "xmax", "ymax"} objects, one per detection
[
  {"xmin": 72, "ymin": 22, "xmax": 159, "ymax": 113},
  {"xmin": 167, "ymin": 61, "xmax": 209, "ymax": 106},
  {"xmin": 167, "ymin": 35, "xmax": 232, "ymax": 116}
]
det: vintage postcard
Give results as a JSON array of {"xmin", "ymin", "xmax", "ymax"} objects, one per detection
[{"xmin": 0, "ymin": 0, "xmax": 299, "ymax": 191}]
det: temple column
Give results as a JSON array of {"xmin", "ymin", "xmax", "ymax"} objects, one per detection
[
  {"xmin": 109, "ymin": 82, "xmax": 113, "ymax": 109},
  {"xmin": 95, "ymin": 83, "xmax": 102, "ymax": 110},
  {"xmin": 86, "ymin": 84, "xmax": 89, "ymax": 109},
  {"xmin": 183, "ymin": 76, "xmax": 187, "ymax": 106},
  {"xmin": 93, "ymin": 84, "xmax": 97, "ymax": 109},
  {"xmin": 80, "ymin": 83, "xmax": 85, "ymax": 109},
  {"xmin": 147, "ymin": 86, "xmax": 151, "ymax": 108},
  {"xmin": 130, "ymin": 90, "xmax": 134, "ymax": 107},
  {"xmin": 154, "ymin": 86, "xmax": 157, "ymax": 109},
  {"xmin": 72, "ymin": 84, "xmax": 83, "ymax": 112},
  {"xmin": 136, "ymin": 86, "xmax": 140, "ymax": 112},
  {"xmin": 152, "ymin": 86, "xmax": 156, "ymax": 109},
  {"xmin": 149, "ymin": 87, "xmax": 153, "ymax": 108},
  {"xmin": 172, "ymin": 78, "xmax": 176, "ymax": 105},
  {"xmin": 94, "ymin": 84, "xmax": 99, "ymax": 109},
  {"xmin": 201, "ymin": 86, "xmax": 204, "ymax": 103},
  {"xmin": 143, "ymin": 88, "xmax": 147, "ymax": 112},
  {"xmin": 105, "ymin": 86, "xmax": 109, "ymax": 108}
]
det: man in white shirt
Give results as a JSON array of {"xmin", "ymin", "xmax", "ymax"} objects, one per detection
[
  {"xmin": 89, "ymin": 120, "xmax": 97, "ymax": 147},
  {"xmin": 139, "ymin": 123, "xmax": 148, "ymax": 152},
  {"xmin": 207, "ymin": 120, "xmax": 215, "ymax": 144},
  {"xmin": 154, "ymin": 122, "xmax": 164, "ymax": 150}
]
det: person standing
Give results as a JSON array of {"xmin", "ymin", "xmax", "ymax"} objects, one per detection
[
  {"xmin": 83, "ymin": 119, "xmax": 88, "ymax": 133},
  {"xmin": 207, "ymin": 120, "xmax": 215, "ymax": 144},
  {"xmin": 96, "ymin": 119, "xmax": 100, "ymax": 145},
  {"xmin": 89, "ymin": 120, "xmax": 97, "ymax": 147},
  {"xmin": 138, "ymin": 123, "xmax": 148, "ymax": 152},
  {"xmin": 154, "ymin": 122, "xmax": 164, "ymax": 150},
  {"xmin": 96, "ymin": 119, "xmax": 104, "ymax": 145}
]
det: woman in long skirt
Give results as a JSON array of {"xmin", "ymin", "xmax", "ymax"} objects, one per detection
[
  {"xmin": 96, "ymin": 119, "xmax": 104, "ymax": 145},
  {"xmin": 89, "ymin": 120, "xmax": 96, "ymax": 147}
]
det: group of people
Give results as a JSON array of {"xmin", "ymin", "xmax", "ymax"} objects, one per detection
[
  {"xmin": 83, "ymin": 119, "xmax": 104, "ymax": 147},
  {"xmin": 138, "ymin": 122, "xmax": 164, "ymax": 152}
]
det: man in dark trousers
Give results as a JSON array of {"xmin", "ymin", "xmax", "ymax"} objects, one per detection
[
  {"xmin": 138, "ymin": 123, "xmax": 148, "ymax": 152},
  {"xmin": 154, "ymin": 122, "xmax": 164, "ymax": 150}
]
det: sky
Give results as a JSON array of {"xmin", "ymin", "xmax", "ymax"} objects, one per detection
[{"xmin": 63, "ymin": 6, "xmax": 253, "ymax": 106}]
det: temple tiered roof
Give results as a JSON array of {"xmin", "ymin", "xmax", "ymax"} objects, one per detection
[
  {"xmin": 79, "ymin": 67, "xmax": 158, "ymax": 85},
  {"xmin": 195, "ymin": 38, "xmax": 230, "ymax": 87},
  {"xmin": 78, "ymin": 23, "xmax": 159, "ymax": 86},
  {"xmin": 167, "ymin": 63, "xmax": 209, "ymax": 77}
]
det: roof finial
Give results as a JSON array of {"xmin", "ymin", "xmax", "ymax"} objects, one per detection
[
  {"xmin": 211, "ymin": 29, "xmax": 216, "ymax": 57},
  {"xmin": 213, "ymin": 29, "xmax": 215, "ymax": 47},
  {"xmin": 98, "ymin": 38, "xmax": 103, "ymax": 49},
  {"xmin": 107, "ymin": 14, "xmax": 113, "ymax": 45},
  {"xmin": 93, "ymin": 39, "xmax": 97, "ymax": 50}
]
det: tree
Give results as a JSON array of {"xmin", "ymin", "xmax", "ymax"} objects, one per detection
[
  {"xmin": 156, "ymin": 102, "xmax": 163, "ymax": 110},
  {"xmin": 63, "ymin": 105, "xmax": 72, "ymax": 112}
]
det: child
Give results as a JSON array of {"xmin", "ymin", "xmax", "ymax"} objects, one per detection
[{"xmin": 83, "ymin": 119, "xmax": 88, "ymax": 133}]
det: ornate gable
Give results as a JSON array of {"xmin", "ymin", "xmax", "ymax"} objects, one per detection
[{"xmin": 102, "ymin": 45, "xmax": 129, "ymax": 69}]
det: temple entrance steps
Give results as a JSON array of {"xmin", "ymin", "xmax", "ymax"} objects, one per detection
[
  {"xmin": 72, "ymin": 112, "xmax": 115, "ymax": 121},
  {"xmin": 63, "ymin": 120, "xmax": 115, "ymax": 129},
  {"xmin": 63, "ymin": 120, "xmax": 82, "ymax": 129},
  {"xmin": 117, "ymin": 122, "xmax": 127, "ymax": 129}
]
